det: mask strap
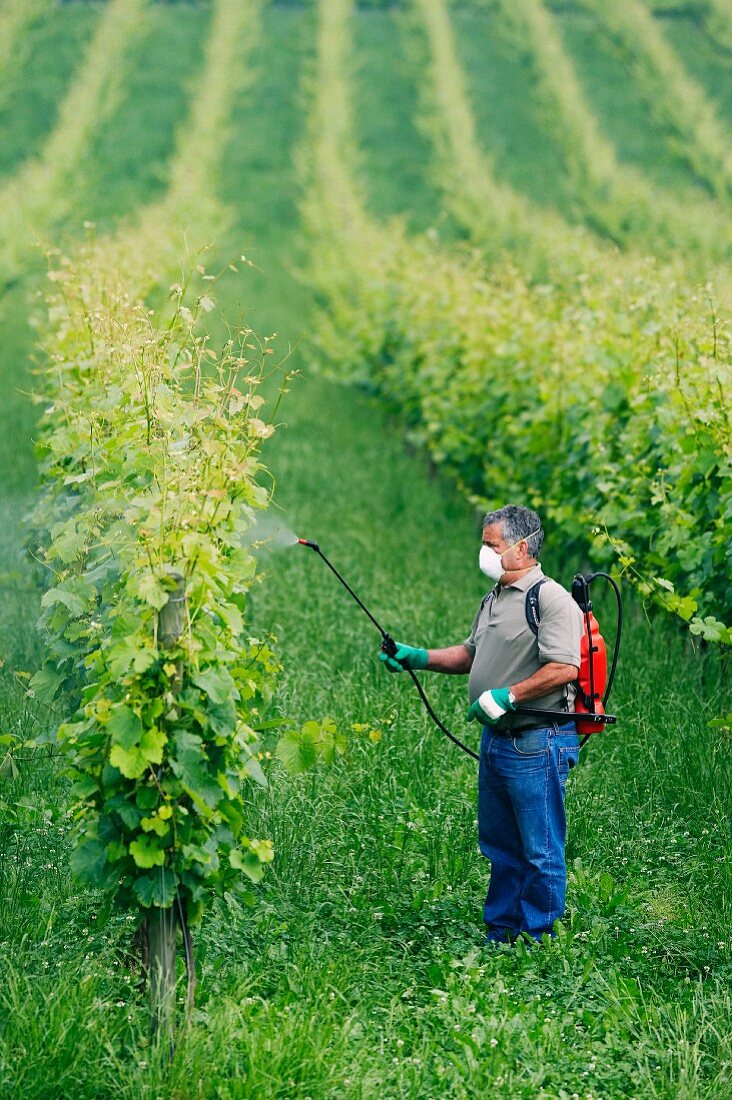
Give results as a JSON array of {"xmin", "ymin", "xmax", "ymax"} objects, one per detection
[{"xmin": 505, "ymin": 527, "xmax": 542, "ymax": 555}]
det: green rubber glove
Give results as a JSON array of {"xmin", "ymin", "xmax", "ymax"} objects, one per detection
[
  {"xmin": 467, "ymin": 687, "xmax": 517, "ymax": 725},
  {"xmin": 379, "ymin": 641, "xmax": 429, "ymax": 674}
]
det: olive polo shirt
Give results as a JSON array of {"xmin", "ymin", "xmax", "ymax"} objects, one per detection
[{"xmin": 464, "ymin": 565, "xmax": 583, "ymax": 731}]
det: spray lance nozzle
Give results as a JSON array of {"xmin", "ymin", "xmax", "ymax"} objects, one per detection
[{"xmin": 297, "ymin": 538, "xmax": 320, "ymax": 551}]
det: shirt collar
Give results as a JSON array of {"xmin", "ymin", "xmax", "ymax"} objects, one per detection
[{"xmin": 502, "ymin": 564, "xmax": 544, "ymax": 592}]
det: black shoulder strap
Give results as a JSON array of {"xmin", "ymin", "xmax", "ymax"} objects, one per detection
[{"xmin": 525, "ymin": 578, "xmax": 548, "ymax": 636}]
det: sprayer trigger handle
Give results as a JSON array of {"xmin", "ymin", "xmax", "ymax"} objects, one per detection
[{"xmin": 381, "ymin": 635, "xmax": 398, "ymax": 659}]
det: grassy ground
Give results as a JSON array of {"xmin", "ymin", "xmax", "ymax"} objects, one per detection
[
  {"xmin": 71, "ymin": 3, "xmax": 212, "ymax": 232},
  {"xmin": 0, "ymin": 3, "xmax": 730, "ymax": 1098},
  {"xmin": 0, "ymin": 5, "xmax": 100, "ymax": 181},
  {"xmin": 449, "ymin": 7, "xmax": 575, "ymax": 219},
  {"xmin": 659, "ymin": 12, "xmax": 732, "ymax": 127},
  {"xmin": 554, "ymin": 6, "xmax": 711, "ymax": 198},
  {"xmin": 451, "ymin": 4, "xmax": 730, "ymax": 229},
  {"xmin": 352, "ymin": 8, "xmax": 446, "ymax": 232},
  {"xmin": 218, "ymin": 1, "xmax": 314, "ymax": 337}
]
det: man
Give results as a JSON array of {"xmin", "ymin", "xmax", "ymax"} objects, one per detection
[{"xmin": 378, "ymin": 504, "xmax": 582, "ymax": 944}]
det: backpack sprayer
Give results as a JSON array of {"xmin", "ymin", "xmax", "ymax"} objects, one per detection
[{"xmin": 297, "ymin": 538, "xmax": 621, "ymax": 759}]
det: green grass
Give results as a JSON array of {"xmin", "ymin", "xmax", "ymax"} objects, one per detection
[
  {"xmin": 555, "ymin": 6, "xmax": 719, "ymax": 199},
  {"xmin": 69, "ymin": 3, "xmax": 213, "ymax": 233},
  {"xmin": 218, "ymin": 3, "xmax": 314, "ymax": 338},
  {"xmin": 352, "ymin": 9, "xmax": 447, "ymax": 231},
  {"xmin": 451, "ymin": 4, "xmax": 726, "ymax": 233},
  {"xmin": 0, "ymin": 5, "xmax": 100, "ymax": 180},
  {"xmin": 449, "ymin": 8, "xmax": 576, "ymax": 219},
  {"xmin": 659, "ymin": 11, "xmax": 732, "ymax": 126},
  {"xmin": 0, "ymin": 2, "xmax": 730, "ymax": 1097}
]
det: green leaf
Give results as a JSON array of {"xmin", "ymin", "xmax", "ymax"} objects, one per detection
[
  {"xmin": 230, "ymin": 848, "xmax": 267, "ymax": 883},
  {"xmin": 274, "ymin": 732, "xmax": 300, "ymax": 774},
  {"xmin": 275, "ymin": 730, "xmax": 315, "ymax": 775},
  {"xmin": 249, "ymin": 838, "xmax": 274, "ymax": 864},
  {"xmin": 275, "ymin": 718, "xmax": 344, "ymax": 775},
  {"xmin": 243, "ymin": 755, "xmax": 268, "ymax": 787},
  {"xmin": 28, "ymin": 667, "xmax": 65, "ymax": 707},
  {"xmin": 106, "ymin": 840, "xmax": 127, "ymax": 862},
  {"xmin": 70, "ymin": 838, "xmax": 111, "ymax": 886},
  {"xmin": 71, "ymin": 774, "xmax": 98, "ymax": 799},
  {"xmin": 689, "ymin": 615, "xmax": 729, "ymax": 643},
  {"xmin": 107, "ymin": 636, "xmax": 156, "ymax": 678},
  {"xmin": 117, "ymin": 802, "xmax": 143, "ymax": 830},
  {"xmin": 41, "ymin": 587, "xmax": 86, "ymax": 617},
  {"xmin": 109, "ymin": 723, "xmax": 166, "ymax": 778},
  {"xmin": 136, "ymin": 785, "xmax": 159, "ymax": 811},
  {"xmin": 107, "ymin": 706, "xmax": 143, "ymax": 749},
  {"xmin": 206, "ymin": 697, "xmax": 238, "ymax": 738},
  {"xmin": 218, "ymin": 601, "xmax": 243, "ymax": 635},
  {"xmin": 192, "ymin": 667, "xmax": 237, "ymax": 706},
  {"xmin": 136, "ymin": 571, "xmax": 169, "ymax": 611},
  {"xmin": 133, "ymin": 870, "xmax": 177, "ymax": 908},
  {"xmin": 140, "ymin": 724, "xmax": 167, "ymax": 765},
  {"xmin": 129, "ymin": 836, "xmax": 166, "ymax": 868},
  {"xmin": 183, "ymin": 843, "xmax": 213, "ymax": 866},
  {"xmin": 170, "ymin": 729, "xmax": 222, "ymax": 810},
  {"xmin": 0, "ymin": 752, "xmax": 20, "ymax": 779},
  {"xmin": 109, "ymin": 743, "xmax": 148, "ymax": 779},
  {"xmin": 141, "ymin": 814, "xmax": 170, "ymax": 837}
]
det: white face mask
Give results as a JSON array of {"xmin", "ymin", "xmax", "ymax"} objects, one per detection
[
  {"xmin": 478, "ymin": 545, "xmax": 506, "ymax": 582},
  {"xmin": 479, "ymin": 529, "xmax": 541, "ymax": 582}
]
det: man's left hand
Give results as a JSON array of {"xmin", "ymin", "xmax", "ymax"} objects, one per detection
[{"xmin": 467, "ymin": 687, "xmax": 517, "ymax": 725}]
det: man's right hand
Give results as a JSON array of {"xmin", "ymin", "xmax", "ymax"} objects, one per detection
[{"xmin": 379, "ymin": 642, "xmax": 429, "ymax": 673}]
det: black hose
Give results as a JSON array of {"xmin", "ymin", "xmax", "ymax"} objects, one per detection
[
  {"xmin": 380, "ymin": 633, "xmax": 478, "ymax": 760},
  {"xmin": 588, "ymin": 572, "xmax": 623, "ymax": 706},
  {"xmin": 406, "ymin": 667, "xmax": 479, "ymax": 761}
]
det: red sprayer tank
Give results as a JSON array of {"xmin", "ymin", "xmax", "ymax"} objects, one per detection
[{"xmin": 575, "ymin": 609, "xmax": 608, "ymax": 735}]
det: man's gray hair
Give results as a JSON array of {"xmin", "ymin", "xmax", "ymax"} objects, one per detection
[{"xmin": 482, "ymin": 504, "xmax": 544, "ymax": 559}]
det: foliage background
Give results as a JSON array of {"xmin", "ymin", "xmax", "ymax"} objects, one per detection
[{"xmin": 0, "ymin": 0, "xmax": 729, "ymax": 1097}]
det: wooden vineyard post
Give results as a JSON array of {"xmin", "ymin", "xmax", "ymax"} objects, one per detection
[
  {"xmin": 148, "ymin": 570, "xmax": 185, "ymax": 1043},
  {"xmin": 158, "ymin": 570, "xmax": 186, "ymax": 675},
  {"xmin": 148, "ymin": 904, "xmax": 177, "ymax": 1042}
]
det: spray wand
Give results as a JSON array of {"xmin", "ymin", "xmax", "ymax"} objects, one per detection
[
  {"xmin": 297, "ymin": 539, "xmax": 480, "ymax": 760},
  {"xmin": 297, "ymin": 538, "xmax": 617, "ymax": 760}
]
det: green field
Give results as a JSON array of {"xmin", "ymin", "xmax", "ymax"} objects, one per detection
[{"xmin": 0, "ymin": 1, "xmax": 730, "ymax": 1097}]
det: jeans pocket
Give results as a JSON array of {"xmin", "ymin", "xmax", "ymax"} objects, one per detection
[{"xmin": 511, "ymin": 729, "xmax": 550, "ymax": 757}]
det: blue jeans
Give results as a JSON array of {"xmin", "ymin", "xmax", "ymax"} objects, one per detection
[{"xmin": 478, "ymin": 723, "xmax": 579, "ymax": 942}]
